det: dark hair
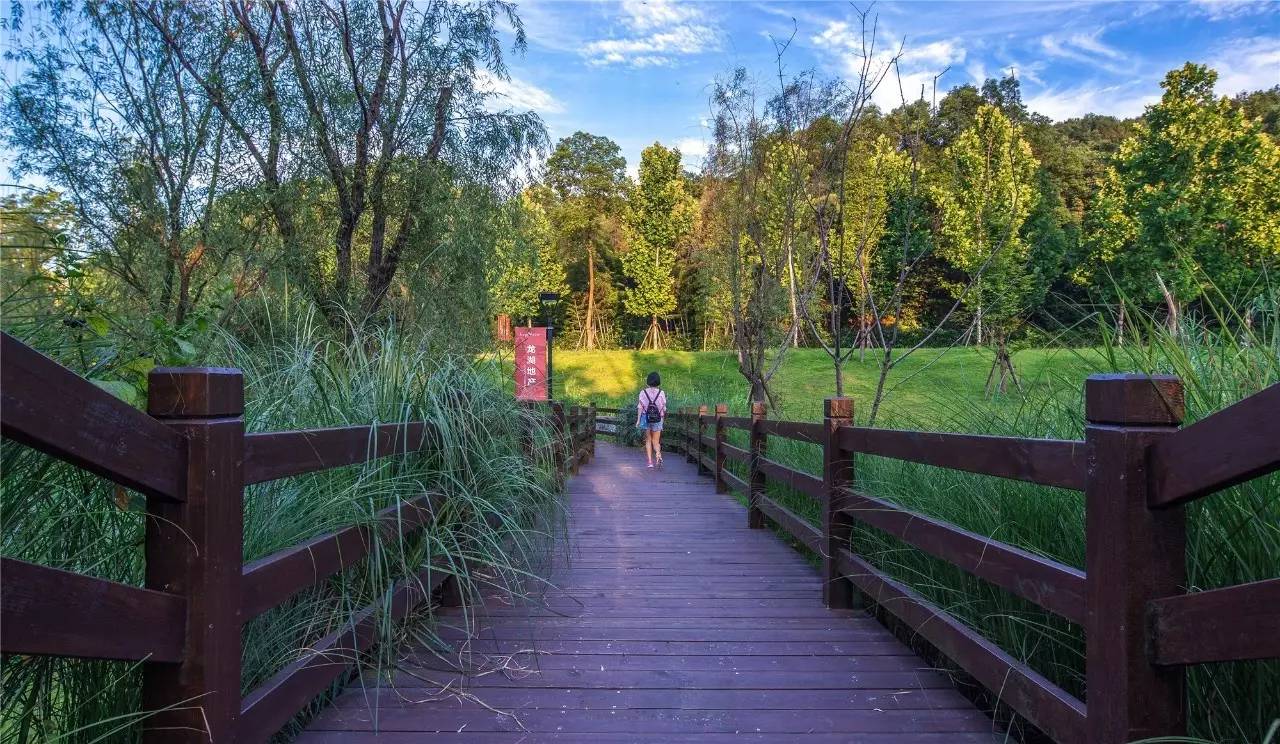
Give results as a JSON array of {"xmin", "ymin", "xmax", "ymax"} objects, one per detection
[{"xmin": 646, "ymin": 371, "xmax": 661, "ymax": 387}]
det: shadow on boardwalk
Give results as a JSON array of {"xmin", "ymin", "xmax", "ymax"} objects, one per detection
[{"xmin": 299, "ymin": 441, "xmax": 1001, "ymax": 742}]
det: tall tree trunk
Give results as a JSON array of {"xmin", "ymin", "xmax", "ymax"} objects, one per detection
[
  {"xmin": 786, "ymin": 240, "xmax": 799, "ymax": 347},
  {"xmin": 584, "ymin": 249, "xmax": 597, "ymax": 350}
]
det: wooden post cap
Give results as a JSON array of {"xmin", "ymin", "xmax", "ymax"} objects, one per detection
[
  {"xmin": 1085, "ymin": 374, "xmax": 1184, "ymax": 425},
  {"xmin": 824, "ymin": 397, "xmax": 854, "ymax": 420},
  {"xmin": 147, "ymin": 368, "xmax": 244, "ymax": 418},
  {"xmin": 715, "ymin": 403, "xmax": 728, "ymax": 415},
  {"xmin": 698, "ymin": 404, "xmax": 708, "ymax": 414},
  {"xmin": 751, "ymin": 401, "xmax": 767, "ymax": 417}
]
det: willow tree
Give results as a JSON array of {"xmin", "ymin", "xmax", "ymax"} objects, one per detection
[
  {"xmin": 140, "ymin": 0, "xmax": 545, "ymax": 326},
  {"xmin": 623, "ymin": 143, "xmax": 693, "ymax": 349},
  {"xmin": 934, "ymin": 104, "xmax": 1039, "ymax": 394}
]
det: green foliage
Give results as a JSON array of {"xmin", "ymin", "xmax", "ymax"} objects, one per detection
[
  {"xmin": 934, "ymin": 104, "xmax": 1040, "ymax": 344},
  {"xmin": 488, "ymin": 189, "xmax": 569, "ymax": 323},
  {"xmin": 1083, "ymin": 64, "xmax": 1280, "ymax": 308},
  {"xmin": 621, "ymin": 143, "xmax": 693, "ymax": 345}
]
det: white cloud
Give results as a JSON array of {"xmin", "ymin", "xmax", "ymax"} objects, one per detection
[
  {"xmin": 1025, "ymin": 82, "xmax": 1159, "ymax": 121},
  {"xmin": 1039, "ymin": 28, "xmax": 1127, "ymax": 72},
  {"xmin": 619, "ymin": 0, "xmax": 700, "ymax": 31},
  {"xmin": 901, "ymin": 40, "xmax": 967, "ymax": 68},
  {"xmin": 675, "ymin": 137, "xmax": 708, "ymax": 168},
  {"xmin": 583, "ymin": 1, "xmax": 720, "ymax": 67},
  {"xmin": 1189, "ymin": 0, "xmax": 1280, "ymax": 21},
  {"xmin": 476, "ymin": 70, "xmax": 565, "ymax": 114},
  {"xmin": 1208, "ymin": 36, "xmax": 1280, "ymax": 95}
]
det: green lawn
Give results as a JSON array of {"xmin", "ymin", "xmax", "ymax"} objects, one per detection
[{"xmin": 550, "ymin": 346, "xmax": 1111, "ymax": 429}]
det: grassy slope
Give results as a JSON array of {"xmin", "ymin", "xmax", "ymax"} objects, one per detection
[{"xmin": 553, "ymin": 346, "xmax": 1107, "ymax": 428}]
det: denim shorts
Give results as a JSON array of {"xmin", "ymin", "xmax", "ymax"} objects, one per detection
[{"xmin": 638, "ymin": 414, "xmax": 663, "ymax": 432}]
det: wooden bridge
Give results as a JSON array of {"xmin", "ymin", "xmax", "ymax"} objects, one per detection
[{"xmin": 2, "ymin": 331, "xmax": 1278, "ymax": 743}]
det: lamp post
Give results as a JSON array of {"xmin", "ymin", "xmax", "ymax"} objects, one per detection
[{"xmin": 539, "ymin": 292, "xmax": 559, "ymax": 401}]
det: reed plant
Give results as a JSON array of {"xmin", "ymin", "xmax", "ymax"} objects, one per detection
[{"xmin": 1, "ymin": 308, "xmax": 564, "ymax": 743}]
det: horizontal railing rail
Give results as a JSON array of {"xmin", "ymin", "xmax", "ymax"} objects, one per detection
[
  {"xmin": 0, "ymin": 332, "xmax": 586, "ymax": 743},
  {"xmin": 671, "ymin": 373, "xmax": 1280, "ymax": 744}
]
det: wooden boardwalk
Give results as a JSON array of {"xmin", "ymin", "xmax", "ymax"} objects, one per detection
[{"xmin": 299, "ymin": 441, "xmax": 1000, "ymax": 742}]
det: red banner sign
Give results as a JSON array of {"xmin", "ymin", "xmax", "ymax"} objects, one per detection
[{"xmin": 514, "ymin": 327, "xmax": 549, "ymax": 401}]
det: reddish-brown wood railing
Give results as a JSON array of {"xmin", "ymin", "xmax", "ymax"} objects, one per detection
[
  {"xmin": 0, "ymin": 332, "xmax": 591, "ymax": 742},
  {"xmin": 672, "ymin": 372, "xmax": 1280, "ymax": 744}
]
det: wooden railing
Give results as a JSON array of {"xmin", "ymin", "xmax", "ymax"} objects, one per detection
[
  {"xmin": 670, "ymin": 373, "xmax": 1280, "ymax": 744},
  {"xmin": 0, "ymin": 332, "xmax": 589, "ymax": 742}
]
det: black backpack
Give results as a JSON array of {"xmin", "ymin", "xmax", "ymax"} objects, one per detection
[{"xmin": 643, "ymin": 389, "xmax": 663, "ymax": 421}]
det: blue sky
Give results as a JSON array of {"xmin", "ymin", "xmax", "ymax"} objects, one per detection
[{"xmin": 488, "ymin": 0, "xmax": 1280, "ymax": 173}]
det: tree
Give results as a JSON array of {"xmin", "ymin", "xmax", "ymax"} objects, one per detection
[
  {"xmin": 140, "ymin": 0, "xmax": 544, "ymax": 324},
  {"xmin": 934, "ymin": 103, "xmax": 1040, "ymax": 393},
  {"xmin": 839, "ymin": 135, "xmax": 910, "ymax": 357},
  {"xmin": 4, "ymin": 1, "xmax": 238, "ymax": 326},
  {"xmin": 760, "ymin": 140, "xmax": 815, "ymax": 348},
  {"xmin": 623, "ymin": 143, "xmax": 693, "ymax": 349},
  {"xmin": 544, "ymin": 131, "xmax": 629, "ymax": 350},
  {"xmin": 1083, "ymin": 64, "xmax": 1280, "ymax": 328},
  {"xmin": 489, "ymin": 188, "xmax": 569, "ymax": 325}
]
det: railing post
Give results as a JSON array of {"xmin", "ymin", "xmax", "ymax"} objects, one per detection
[
  {"xmin": 714, "ymin": 403, "xmax": 728, "ymax": 493},
  {"xmin": 550, "ymin": 401, "xmax": 566, "ymax": 478},
  {"xmin": 748, "ymin": 401, "xmax": 767, "ymax": 529},
  {"xmin": 589, "ymin": 401, "xmax": 596, "ymax": 460},
  {"xmin": 1085, "ymin": 374, "xmax": 1186, "ymax": 742},
  {"xmin": 823, "ymin": 397, "xmax": 855, "ymax": 609},
  {"xmin": 684, "ymin": 408, "xmax": 695, "ymax": 462},
  {"xmin": 570, "ymin": 405, "xmax": 581, "ymax": 475},
  {"xmin": 695, "ymin": 405, "xmax": 709, "ymax": 472},
  {"xmin": 143, "ymin": 368, "xmax": 245, "ymax": 743}
]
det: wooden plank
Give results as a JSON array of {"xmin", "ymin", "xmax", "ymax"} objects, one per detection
[
  {"xmin": 721, "ymin": 442, "xmax": 750, "ymax": 464},
  {"xmin": 243, "ymin": 422, "xmax": 431, "ymax": 484},
  {"xmin": 838, "ymin": 426, "xmax": 1086, "ymax": 490},
  {"xmin": 1148, "ymin": 578, "xmax": 1280, "ymax": 665},
  {"xmin": 386, "ymin": 667, "xmax": 960, "ymax": 690},
  {"xmin": 721, "ymin": 468, "xmax": 748, "ymax": 494},
  {"xmin": 757, "ymin": 494, "xmax": 822, "ymax": 553},
  {"xmin": 307, "ymin": 707, "xmax": 993, "ymax": 734},
  {"xmin": 298, "ymin": 440, "xmax": 1002, "ymax": 742},
  {"xmin": 297, "ymin": 734, "xmax": 1001, "ymax": 743},
  {"xmin": 758, "ymin": 456, "xmax": 824, "ymax": 499},
  {"xmin": 240, "ymin": 493, "xmax": 443, "ymax": 620},
  {"xmin": 836, "ymin": 549, "xmax": 1087, "ymax": 744},
  {"xmin": 0, "ymin": 557, "xmax": 185, "ymax": 662},
  {"xmin": 329, "ymin": 686, "xmax": 972, "ymax": 709},
  {"xmin": 0, "ymin": 332, "xmax": 186, "ymax": 501},
  {"xmin": 238, "ymin": 563, "xmax": 451, "ymax": 743},
  {"xmin": 842, "ymin": 492, "xmax": 1086, "ymax": 625},
  {"xmin": 1148, "ymin": 383, "xmax": 1280, "ymax": 507},
  {"xmin": 759, "ymin": 419, "xmax": 825, "ymax": 444}
]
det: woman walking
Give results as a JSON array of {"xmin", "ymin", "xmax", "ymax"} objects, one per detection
[{"xmin": 636, "ymin": 371, "xmax": 667, "ymax": 468}]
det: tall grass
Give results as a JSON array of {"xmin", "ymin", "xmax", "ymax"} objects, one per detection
[{"xmin": 1, "ymin": 309, "xmax": 564, "ymax": 743}]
